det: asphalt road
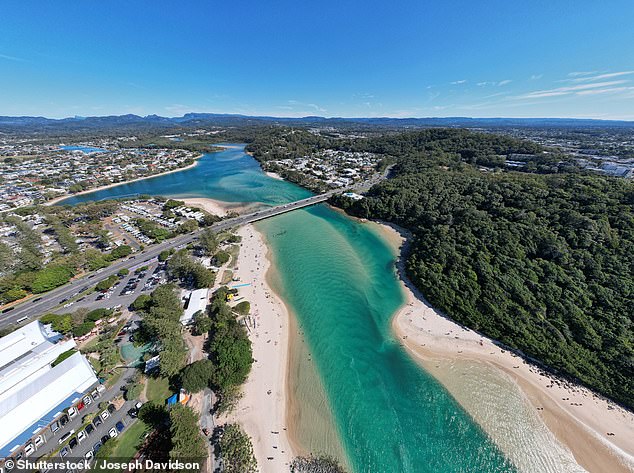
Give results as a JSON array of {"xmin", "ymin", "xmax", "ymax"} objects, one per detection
[{"xmin": 0, "ymin": 192, "xmax": 334, "ymax": 330}]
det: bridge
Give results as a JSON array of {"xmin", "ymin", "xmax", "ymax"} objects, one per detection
[{"xmin": 0, "ymin": 189, "xmax": 346, "ymax": 329}]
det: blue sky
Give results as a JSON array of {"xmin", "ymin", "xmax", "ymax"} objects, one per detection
[{"xmin": 1, "ymin": 0, "xmax": 633, "ymax": 119}]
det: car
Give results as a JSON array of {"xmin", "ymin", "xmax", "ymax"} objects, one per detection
[
  {"xmin": 115, "ymin": 421, "xmax": 125, "ymax": 433},
  {"xmin": 59, "ymin": 414, "xmax": 69, "ymax": 426},
  {"xmin": 58, "ymin": 430, "xmax": 75, "ymax": 444},
  {"xmin": 84, "ymin": 450, "xmax": 94, "ymax": 461},
  {"xmin": 107, "ymin": 404, "xmax": 116, "ymax": 414},
  {"xmin": 14, "ymin": 451, "xmax": 23, "ymax": 462},
  {"xmin": 134, "ymin": 401, "xmax": 143, "ymax": 410},
  {"xmin": 68, "ymin": 437, "xmax": 78, "ymax": 450},
  {"xmin": 85, "ymin": 424, "xmax": 95, "ymax": 436},
  {"xmin": 77, "ymin": 297, "xmax": 86, "ymax": 302},
  {"xmin": 60, "ymin": 298, "xmax": 68, "ymax": 304},
  {"xmin": 32, "ymin": 297, "xmax": 42, "ymax": 302},
  {"xmin": 77, "ymin": 430, "xmax": 86, "ymax": 443},
  {"xmin": 127, "ymin": 408, "xmax": 137, "ymax": 418},
  {"xmin": 83, "ymin": 395, "xmax": 92, "ymax": 405},
  {"xmin": 100, "ymin": 410, "xmax": 110, "ymax": 420},
  {"xmin": 63, "ymin": 302, "xmax": 74, "ymax": 308},
  {"xmin": 60, "ymin": 447, "xmax": 69, "ymax": 458},
  {"xmin": 34, "ymin": 435, "xmax": 44, "ymax": 448},
  {"xmin": 100, "ymin": 435, "xmax": 110, "ymax": 444},
  {"xmin": 68, "ymin": 407, "xmax": 78, "ymax": 419},
  {"xmin": 96, "ymin": 384, "xmax": 106, "ymax": 393},
  {"xmin": 108, "ymin": 428, "xmax": 118, "ymax": 438},
  {"xmin": 93, "ymin": 416, "xmax": 102, "ymax": 427},
  {"xmin": 92, "ymin": 442, "xmax": 102, "ymax": 453},
  {"xmin": 50, "ymin": 421, "xmax": 60, "ymax": 433},
  {"xmin": 24, "ymin": 443, "xmax": 35, "ymax": 457}
]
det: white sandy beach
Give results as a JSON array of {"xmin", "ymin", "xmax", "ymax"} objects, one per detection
[
  {"xmin": 378, "ymin": 224, "xmax": 634, "ymax": 473},
  {"xmin": 180, "ymin": 197, "xmax": 230, "ymax": 217},
  {"xmin": 218, "ymin": 225, "xmax": 295, "ymax": 472}
]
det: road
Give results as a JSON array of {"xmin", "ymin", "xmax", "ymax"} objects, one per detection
[{"xmin": 0, "ymin": 192, "xmax": 335, "ymax": 330}]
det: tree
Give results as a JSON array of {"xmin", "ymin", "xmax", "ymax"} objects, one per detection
[
  {"xmin": 40, "ymin": 313, "xmax": 72, "ymax": 333},
  {"xmin": 192, "ymin": 311, "xmax": 212, "ymax": 335},
  {"xmin": 118, "ymin": 268, "xmax": 130, "ymax": 277},
  {"xmin": 214, "ymin": 251, "xmax": 230, "ymax": 265},
  {"xmin": 31, "ymin": 265, "xmax": 74, "ymax": 293},
  {"xmin": 110, "ymin": 244, "xmax": 132, "ymax": 259},
  {"xmin": 169, "ymin": 404, "xmax": 206, "ymax": 470},
  {"xmin": 164, "ymin": 199, "xmax": 185, "ymax": 211},
  {"xmin": 131, "ymin": 294, "xmax": 152, "ymax": 311},
  {"xmin": 180, "ymin": 359, "xmax": 214, "ymax": 393},
  {"xmin": 219, "ymin": 424, "xmax": 257, "ymax": 473},
  {"xmin": 95, "ymin": 275, "xmax": 118, "ymax": 292},
  {"xmin": 198, "ymin": 228, "xmax": 219, "ymax": 256},
  {"xmin": 233, "ymin": 301, "xmax": 250, "ymax": 315},
  {"xmin": 4, "ymin": 287, "xmax": 27, "ymax": 302},
  {"xmin": 158, "ymin": 249, "xmax": 172, "ymax": 262}
]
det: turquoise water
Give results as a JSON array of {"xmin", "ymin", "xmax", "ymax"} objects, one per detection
[
  {"xmin": 60, "ymin": 146, "xmax": 515, "ymax": 472},
  {"xmin": 59, "ymin": 145, "xmax": 107, "ymax": 153}
]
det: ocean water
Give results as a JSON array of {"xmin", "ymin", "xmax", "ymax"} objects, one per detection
[{"xmin": 60, "ymin": 146, "xmax": 516, "ymax": 472}]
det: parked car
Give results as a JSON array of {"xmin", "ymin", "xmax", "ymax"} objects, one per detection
[
  {"xmin": 127, "ymin": 408, "xmax": 137, "ymax": 418},
  {"xmin": 67, "ymin": 407, "xmax": 78, "ymax": 419},
  {"xmin": 34, "ymin": 435, "xmax": 44, "ymax": 448},
  {"xmin": 85, "ymin": 424, "xmax": 95, "ymax": 436},
  {"xmin": 58, "ymin": 430, "xmax": 75, "ymax": 445},
  {"xmin": 69, "ymin": 437, "xmax": 78, "ymax": 450},
  {"xmin": 59, "ymin": 414, "xmax": 69, "ymax": 426},
  {"xmin": 83, "ymin": 395, "xmax": 93, "ymax": 405},
  {"xmin": 85, "ymin": 450, "xmax": 94, "ymax": 461},
  {"xmin": 60, "ymin": 447, "xmax": 69, "ymax": 458},
  {"xmin": 77, "ymin": 430, "xmax": 87, "ymax": 443},
  {"xmin": 100, "ymin": 435, "xmax": 110, "ymax": 445},
  {"xmin": 50, "ymin": 421, "xmax": 60, "ymax": 433},
  {"xmin": 93, "ymin": 442, "xmax": 102, "ymax": 453},
  {"xmin": 100, "ymin": 410, "xmax": 110, "ymax": 421},
  {"xmin": 115, "ymin": 421, "xmax": 125, "ymax": 433},
  {"xmin": 24, "ymin": 443, "xmax": 35, "ymax": 457},
  {"xmin": 93, "ymin": 416, "xmax": 102, "ymax": 427},
  {"xmin": 108, "ymin": 428, "xmax": 118, "ymax": 438},
  {"xmin": 107, "ymin": 404, "xmax": 116, "ymax": 414}
]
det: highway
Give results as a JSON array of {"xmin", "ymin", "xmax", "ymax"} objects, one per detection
[{"xmin": 0, "ymin": 191, "xmax": 336, "ymax": 330}]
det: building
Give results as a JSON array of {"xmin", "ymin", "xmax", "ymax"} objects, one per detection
[
  {"xmin": 0, "ymin": 321, "xmax": 98, "ymax": 458},
  {"xmin": 180, "ymin": 288, "xmax": 209, "ymax": 325}
]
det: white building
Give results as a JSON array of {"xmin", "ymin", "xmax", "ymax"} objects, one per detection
[
  {"xmin": 180, "ymin": 288, "xmax": 209, "ymax": 325},
  {"xmin": 0, "ymin": 321, "xmax": 98, "ymax": 457}
]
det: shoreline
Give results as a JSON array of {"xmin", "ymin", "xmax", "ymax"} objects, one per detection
[
  {"xmin": 376, "ymin": 222, "xmax": 634, "ymax": 473},
  {"xmin": 45, "ymin": 155, "xmax": 203, "ymax": 206},
  {"xmin": 218, "ymin": 224, "xmax": 296, "ymax": 472},
  {"xmin": 179, "ymin": 197, "xmax": 230, "ymax": 218}
]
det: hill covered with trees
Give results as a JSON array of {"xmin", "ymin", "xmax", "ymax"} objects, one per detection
[{"xmin": 332, "ymin": 129, "xmax": 634, "ymax": 409}]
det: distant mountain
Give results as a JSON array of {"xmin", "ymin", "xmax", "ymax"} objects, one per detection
[{"xmin": 1, "ymin": 113, "xmax": 633, "ymax": 135}]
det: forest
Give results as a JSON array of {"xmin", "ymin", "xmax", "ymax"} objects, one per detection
[{"xmin": 331, "ymin": 129, "xmax": 634, "ymax": 409}]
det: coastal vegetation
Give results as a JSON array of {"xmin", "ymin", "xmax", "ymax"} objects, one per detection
[
  {"xmin": 331, "ymin": 129, "xmax": 634, "ymax": 408},
  {"xmin": 218, "ymin": 423, "xmax": 257, "ymax": 473},
  {"xmin": 290, "ymin": 454, "xmax": 348, "ymax": 473}
]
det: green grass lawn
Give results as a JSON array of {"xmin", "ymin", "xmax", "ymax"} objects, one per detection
[
  {"xmin": 92, "ymin": 420, "xmax": 148, "ymax": 471},
  {"xmin": 145, "ymin": 376, "xmax": 173, "ymax": 403}
]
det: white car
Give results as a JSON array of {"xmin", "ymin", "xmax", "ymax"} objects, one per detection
[
  {"xmin": 83, "ymin": 395, "xmax": 92, "ymax": 406},
  {"xmin": 85, "ymin": 450, "xmax": 94, "ymax": 461},
  {"xmin": 100, "ymin": 410, "xmax": 110, "ymax": 421},
  {"xmin": 77, "ymin": 430, "xmax": 86, "ymax": 443},
  {"xmin": 108, "ymin": 428, "xmax": 118, "ymax": 438},
  {"xmin": 67, "ymin": 407, "xmax": 77, "ymax": 419},
  {"xmin": 24, "ymin": 443, "xmax": 35, "ymax": 457},
  {"xmin": 34, "ymin": 435, "xmax": 43, "ymax": 448}
]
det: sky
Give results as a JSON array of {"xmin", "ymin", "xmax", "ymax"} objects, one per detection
[{"xmin": 1, "ymin": 0, "xmax": 633, "ymax": 120}]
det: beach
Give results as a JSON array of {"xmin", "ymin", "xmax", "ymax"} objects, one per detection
[
  {"xmin": 379, "ymin": 223, "xmax": 634, "ymax": 473},
  {"xmin": 180, "ymin": 197, "xmax": 230, "ymax": 217},
  {"xmin": 218, "ymin": 224, "xmax": 296, "ymax": 472},
  {"xmin": 45, "ymin": 156, "xmax": 202, "ymax": 206}
]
